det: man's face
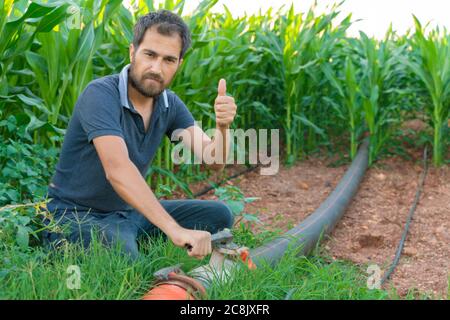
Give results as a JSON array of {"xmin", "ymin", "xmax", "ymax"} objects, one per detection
[{"xmin": 129, "ymin": 26, "xmax": 183, "ymax": 98}]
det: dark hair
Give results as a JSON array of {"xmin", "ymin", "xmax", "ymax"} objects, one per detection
[{"xmin": 132, "ymin": 10, "xmax": 191, "ymax": 59}]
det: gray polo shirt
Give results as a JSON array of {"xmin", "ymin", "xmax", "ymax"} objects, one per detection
[{"xmin": 46, "ymin": 64, "xmax": 195, "ymax": 213}]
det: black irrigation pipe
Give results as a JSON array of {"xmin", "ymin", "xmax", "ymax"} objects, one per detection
[
  {"xmin": 381, "ymin": 145, "xmax": 429, "ymax": 285},
  {"xmin": 250, "ymin": 138, "xmax": 370, "ymax": 266}
]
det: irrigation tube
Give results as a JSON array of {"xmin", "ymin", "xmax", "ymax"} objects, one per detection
[{"xmin": 250, "ymin": 138, "xmax": 370, "ymax": 267}]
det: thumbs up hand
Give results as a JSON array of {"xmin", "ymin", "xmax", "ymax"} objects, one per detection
[{"xmin": 214, "ymin": 79, "xmax": 237, "ymax": 128}]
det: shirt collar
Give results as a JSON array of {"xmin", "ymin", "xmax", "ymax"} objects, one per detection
[
  {"xmin": 118, "ymin": 64, "xmax": 169, "ymax": 111},
  {"xmin": 118, "ymin": 64, "xmax": 132, "ymax": 110}
]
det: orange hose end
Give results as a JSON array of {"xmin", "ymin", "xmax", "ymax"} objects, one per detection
[
  {"xmin": 142, "ymin": 272, "xmax": 207, "ymax": 300},
  {"xmin": 142, "ymin": 283, "xmax": 195, "ymax": 300}
]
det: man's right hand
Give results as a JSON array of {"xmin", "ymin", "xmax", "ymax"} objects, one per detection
[{"xmin": 168, "ymin": 227, "xmax": 212, "ymax": 259}]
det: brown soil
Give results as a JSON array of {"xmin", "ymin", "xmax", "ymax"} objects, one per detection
[
  {"xmin": 171, "ymin": 138, "xmax": 449, "ymax": 299},
  {"xmin": 327, "ymin": 155, "xmax": 450, "ymax": 298}
]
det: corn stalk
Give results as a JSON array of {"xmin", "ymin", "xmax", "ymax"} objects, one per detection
[
  {"xmin": 405, "ymin": 16, "xmax": 450, "ymax": 166},
  {"xmin": 24, "ymin": 0, "xmax": 122, "ymax": 129}
]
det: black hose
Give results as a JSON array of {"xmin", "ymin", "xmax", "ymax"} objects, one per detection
[
  {"xmin": 250, "ymin": 139, "xmax": 370, "ymax": 266},
  {"xmin": 381, "ymin": 145, "xmax": 429, "ymax": 284}
]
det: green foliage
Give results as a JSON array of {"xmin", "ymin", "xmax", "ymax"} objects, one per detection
[
  {"xmin": 0, "ymin": 207, "xmax": 33, "ymax": 250},
  {"xmin": 24, "ymin": 0, "xmax": 122, "ymax": 127},
  {"xmin": 280, "ymin": 2, "xmax": 353, "ymax": 163},
  {"xmin": 2, "ymin": 0, "xmax": 448, "ymax": 191},
  {"xmin": 405, "ymin": 16, "xmax": 450, "ymax": 166},
  {"xmin": 214, "ymin": 185, "xmax": 260, "ymax": 224},
  {"xmin": 0, "ymin": 0, "xmax": 69, "ymax": 99},
  {"xmin": 231, "ymin": 221, "xmax": 283, "ymax": 249},
  {"xmin": 0, "ymin": 204, "xmax": 48, "ymax": 251},
  {"xmin": 0, "ymin": 114, "xmax": 58, "ymax": 250},
  {"xmin": 0, "ymin": 115, "xmax": 59, "ymax": 205},
  {"xmin": 322, "ymin": 27, "xmax": 415, "ymax": 164}
]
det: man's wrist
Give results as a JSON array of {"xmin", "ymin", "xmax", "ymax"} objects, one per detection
[
  {"xmin": 160, "ymin": 220, "xmax": 184, "ymax": 239},
  {"xmin": 216, "ymin": 124, "xmax": 230, "ymax": 131}
]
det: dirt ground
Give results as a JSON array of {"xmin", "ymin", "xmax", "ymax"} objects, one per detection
[
  {"xmin": 326, "ymin": 155, "xmax": 450, "ymax": 298},
  {"xmin": 179, "ymin": 139, "xmax": 449, "ymax": 298}
]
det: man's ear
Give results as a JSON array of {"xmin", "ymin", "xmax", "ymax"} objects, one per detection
[{"xmin": 129, "ymin": 44, "xmax": 135, "ymax": 63}]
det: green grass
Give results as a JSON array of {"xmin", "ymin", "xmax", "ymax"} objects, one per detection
[
  {"xmin": 207, "ymin": 249, "xmax": 394, "ymax": 300},
  {"xmin": 0, "ymin": 235, "xmax": 203, "ymax": 300},
  {"xmin": 0, "ymin": 226, "xmax": 409, "ymax": 300}
]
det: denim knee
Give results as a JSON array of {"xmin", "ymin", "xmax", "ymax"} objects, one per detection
[{"xmin": 215, "ymin": 201, "xmax": 235, "ymax": 229}]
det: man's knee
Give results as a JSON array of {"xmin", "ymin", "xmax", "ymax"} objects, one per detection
[
  {"xmin": 101, "ymin": 227, "xmax": 139, "ymax": 261},
  {"xmin": 213, "ymin": 201, "xmax": 235, "ymax": 230}
]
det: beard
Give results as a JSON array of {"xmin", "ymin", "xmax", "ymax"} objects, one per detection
[{"xmin": 128, "ymin": 62, "xmax": 166, "ymax": 98}]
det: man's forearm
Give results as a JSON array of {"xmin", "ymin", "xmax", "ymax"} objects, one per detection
[
  {"xmin": 106, "ymin": 160, "xmax": 180, "ymax": 237},
  {"xmin": 209, "ymin": 125, "xmax": 230, "ymax": 170}
]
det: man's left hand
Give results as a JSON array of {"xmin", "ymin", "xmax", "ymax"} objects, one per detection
[{"xmin": 214, "ymin": 78, "xmax": 237, "ymax": 128}]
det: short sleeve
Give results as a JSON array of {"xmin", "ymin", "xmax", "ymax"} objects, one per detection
[
  {"xmin": 166, "ymin": 93, "xmax": 196, "ymax": 142},
  {"xmin": 76, "ymin": 81, "xmax": 125, "ymax": 143}
]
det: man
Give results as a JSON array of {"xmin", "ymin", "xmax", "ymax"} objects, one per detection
[{"xmin": 42, "ymin": 10, "xmax": 238, "ymax": 261}]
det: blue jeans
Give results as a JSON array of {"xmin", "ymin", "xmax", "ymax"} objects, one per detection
[{"xmin": 41, "ymin": 199, "xmax": 234, "ymax": 260}]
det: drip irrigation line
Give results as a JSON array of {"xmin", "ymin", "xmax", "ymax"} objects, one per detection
[
  {"xmin": 192, "ymin": 164, "xmax": 261, "ymax": 198},
  {"xmin": 381, "ymin": 145, "xmax": 429, "ymax": 285}
]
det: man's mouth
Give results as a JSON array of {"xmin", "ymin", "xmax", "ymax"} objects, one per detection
[
  {"xmin": 144, "ymin": 75, "xmax": 163, "ymax": 83},
  {"xmin": 146, "ymin": 78, "xmax": 160, "ymax": 84}
]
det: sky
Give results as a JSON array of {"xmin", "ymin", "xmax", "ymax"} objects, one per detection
[{"xmin": 181, "ymin": 0, "xmax": 450, "ymax": 39}]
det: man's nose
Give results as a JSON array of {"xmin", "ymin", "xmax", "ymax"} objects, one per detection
[{"xmin": 150, "ymin": 58, "xmax": 163, "ymax": 75}]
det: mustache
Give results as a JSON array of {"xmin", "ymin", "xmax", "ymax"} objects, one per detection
[{"xmin": 143, "ymin": 73, "xmax": 163, "ymax": 83}]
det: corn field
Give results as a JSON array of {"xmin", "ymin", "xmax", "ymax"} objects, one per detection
[{"xmin": 1, "ymin": 0, "xmax": 449, "ymax": 197}]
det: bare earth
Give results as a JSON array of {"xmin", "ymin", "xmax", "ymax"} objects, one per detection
[{"xmin": 181, "ymin": 145, "xmax": 449, "ymax": 298}]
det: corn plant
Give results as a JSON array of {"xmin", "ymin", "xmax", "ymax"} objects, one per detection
[
  {"xmin": 2, "ymin": 0, "xmax": 450, "ymax": 204},
  {"xmin": 95, "ymin": 4, "xmax": 134, "ymax": 76},
  {"xmin": 0, "ymin": 0, "xmax": 69, "ymax": 96},
  {"xmin": 323, "ymin": 28, "xmax": 409, "ymax": 163},
  {"xmin": 322, "ymin": 53, "xmax": 363, "ymax": 159},
  {"xmin": 0, "ymin": 0, "xmax": 77, "ymax": 144},
  {"xmin": 405, "ymin": 16, "xmax": 450, "ymax": 166},
  {"xmin": 25, "ymin": 0, "xmax": 122, "ymax": 129},
  {"xmin": 357, "ymin": 30, "xmax": 407, "ymax": 164},
  {"xmin": 279, "ymin": 2, "xmax": 352, "ymax": 164}
]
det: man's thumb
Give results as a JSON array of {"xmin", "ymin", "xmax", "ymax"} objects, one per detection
[{"xmin": 218, "ymin": 78, "xmax": 226, "ymax": 96}]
